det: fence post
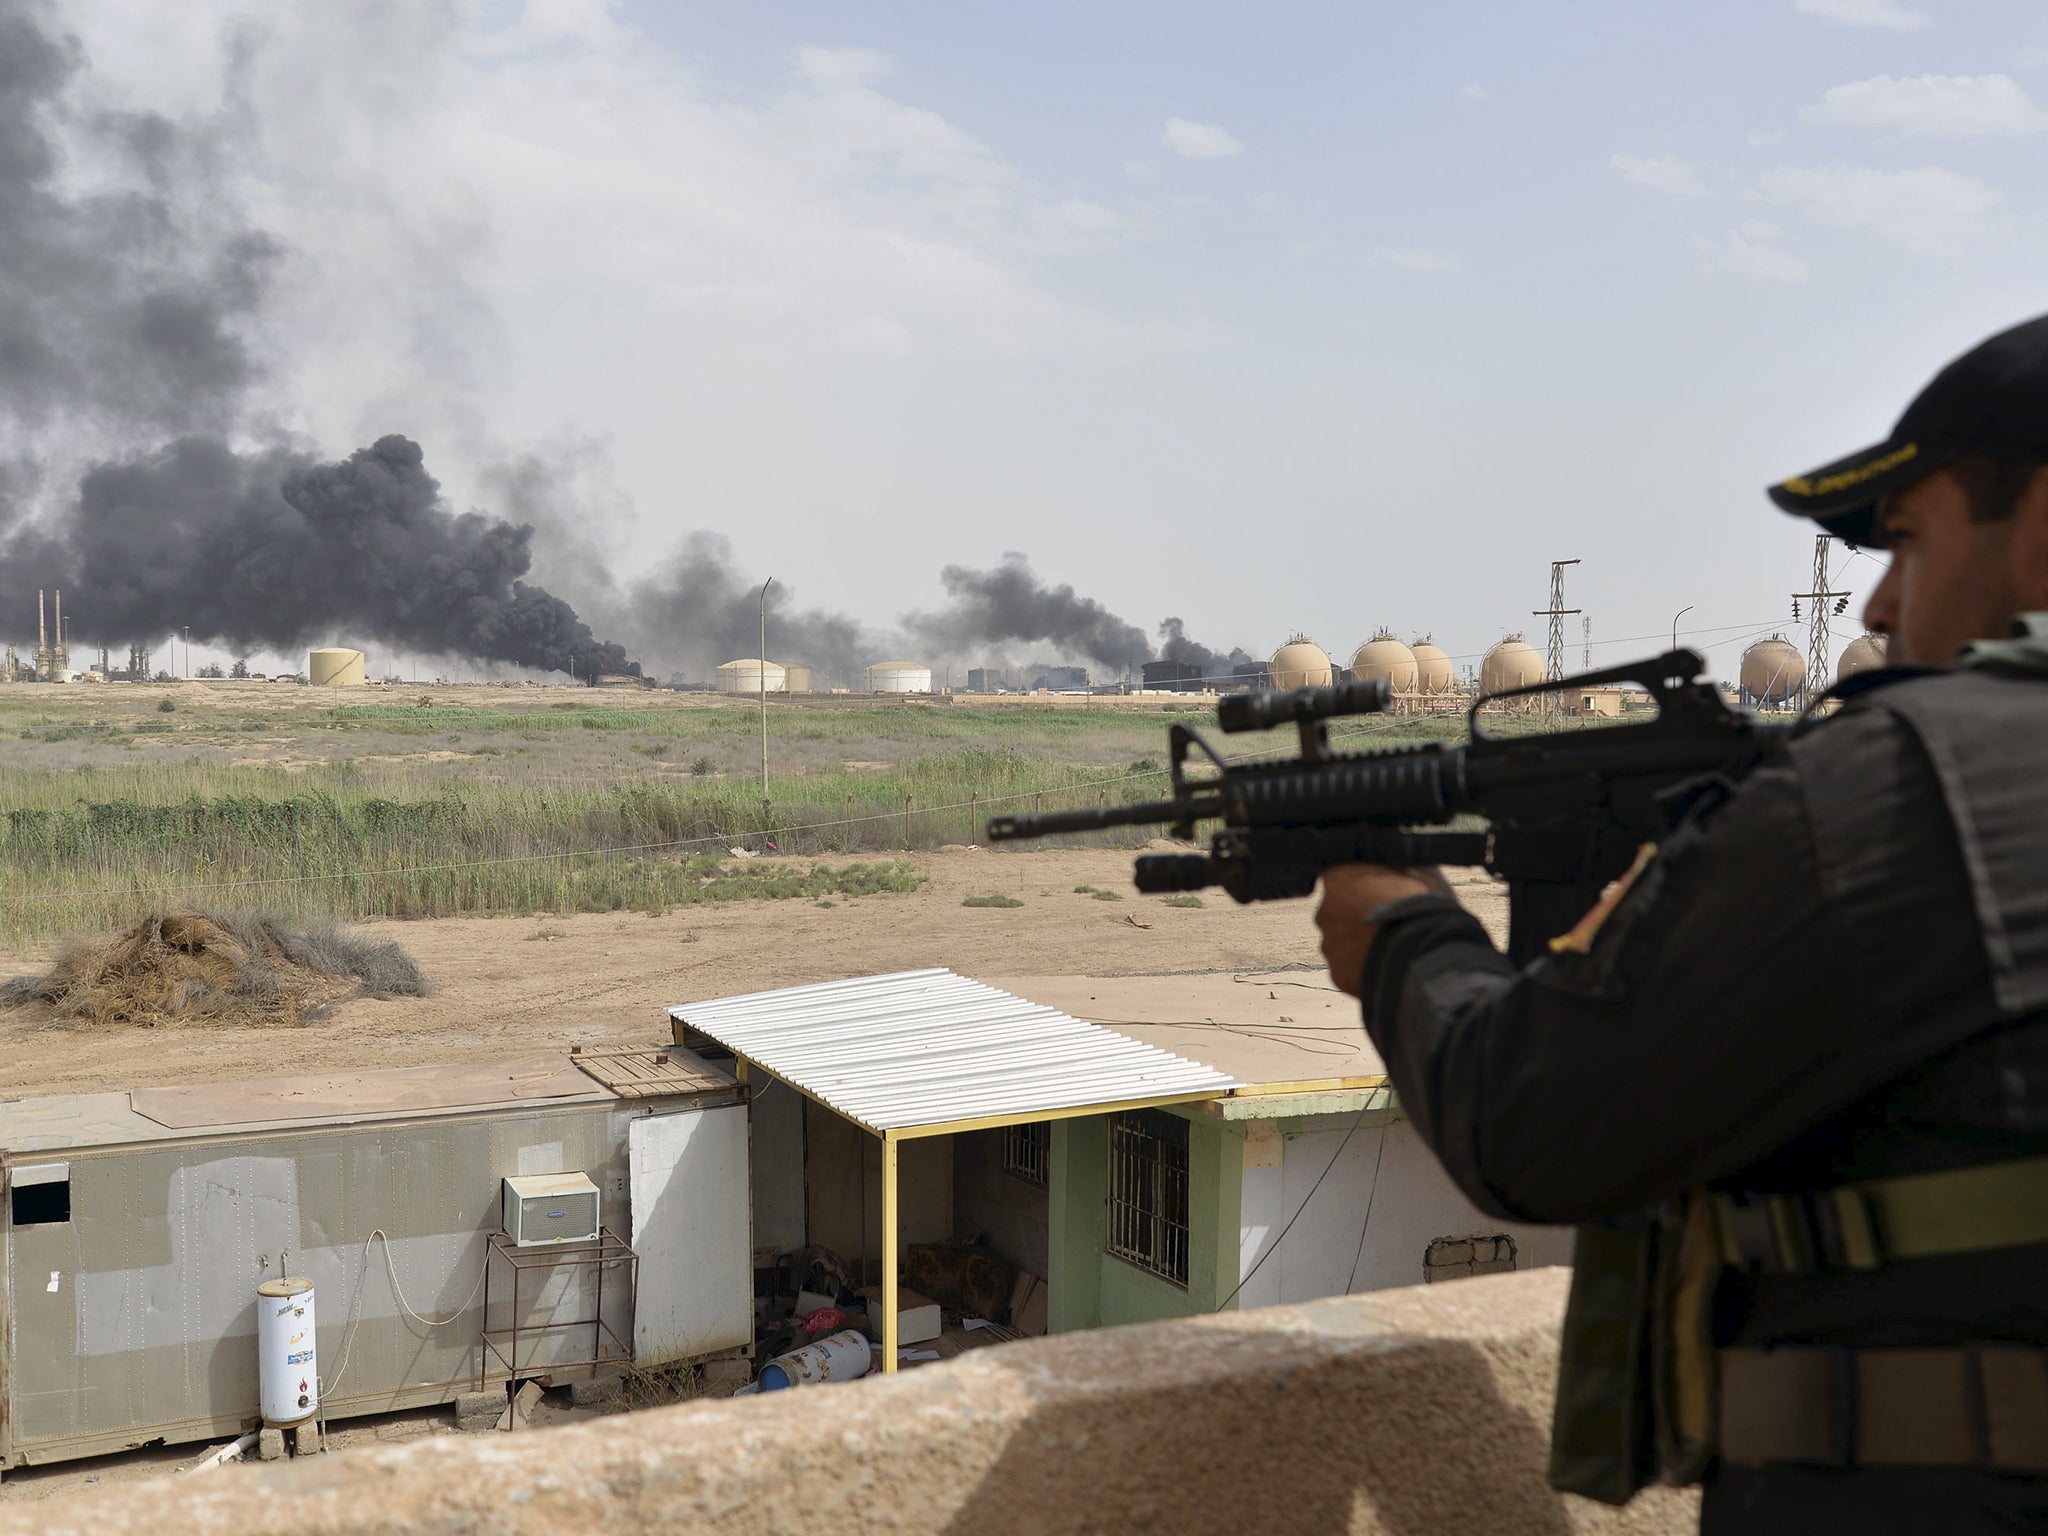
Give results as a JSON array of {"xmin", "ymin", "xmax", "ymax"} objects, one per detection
[
  {"xmin": 904, "ymin": 794, "xmax": 912, "ymax": 850},
  {"xmin": 969, "ymin": 793, "xmax": 977, "ymax": 844}
]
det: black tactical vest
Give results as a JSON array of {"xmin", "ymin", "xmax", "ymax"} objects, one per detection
[
  {"xmin": 1550, "ymin": 616, "xmax": 2048, "ymax": 1504},
  {"xmin": 1874, "ymin": 618, "xmax": 2048, "ymax": 1023}
]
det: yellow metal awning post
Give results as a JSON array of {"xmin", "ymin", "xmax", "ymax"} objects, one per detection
[{"xmin": 881, "ymin": 1130, "xmax": 899, "ymax": 1372}]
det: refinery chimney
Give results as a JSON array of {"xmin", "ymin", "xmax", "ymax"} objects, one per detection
[
  {"xmin": 52, "ymin": 589, "xmax": 68, "ymax": 681},
  {"xmin": 36, "ymin": 589, "xmax": 49, "ymax": 682}
]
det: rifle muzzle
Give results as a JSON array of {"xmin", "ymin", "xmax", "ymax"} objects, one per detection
[{"xmin": 1134, "ymin": 853, "xmax": 1215, "ymax": 893}]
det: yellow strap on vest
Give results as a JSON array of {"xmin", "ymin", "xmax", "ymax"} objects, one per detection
[{"xmin": 1717, "ymin": 1153, "xmax": 2048, "ymax": 1274}]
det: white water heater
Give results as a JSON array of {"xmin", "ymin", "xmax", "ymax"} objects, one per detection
[{"xmin": 257, "ymin": 1277, "xmax": 318, "ymax": 1426}]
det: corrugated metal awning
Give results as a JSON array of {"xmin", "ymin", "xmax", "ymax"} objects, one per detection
[{"xmin": 668, "ymin": 968, "xmax": 1240, "ymax": 1136}]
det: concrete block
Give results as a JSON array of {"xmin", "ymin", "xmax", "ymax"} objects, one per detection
[
  {"xmin": 1470, "ymin": 1239, "xmax": 1495, "ymax": 1263},
  {"xmin": 571, "ymin": 1374, "xmax": 625, "ymax": 1407},
  {"xmin": 256, "ymin": 1427, "xmax": 285, "ymax": 1462},
  {"xmin": 500, "ymin": 1380, "xmax": 545, "ymax": 1430},
  {"xmin": 1472, "ymin": 1258, "xmax": 1515, "ymax": 1276},
  {"xmin": 291, "ymin": 1422, "xmax": 322, "ymax": 1457},
  {"xmin": 1432, "ymin": 1240, "xmax": 1473, "ymax": 1266},
  {"xmin": 452, "ymin": 1391, "xmax": 504, "ymax": 1434}
]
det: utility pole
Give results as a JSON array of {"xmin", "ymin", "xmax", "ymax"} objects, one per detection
[
  {"xmin": 1533, "ymin": 559, "xmax": 1581, "ymax": 715},
  {"xmin": 759, "ymin": 576, "xmax": 774, "ymax": 796},
  {"xmin": 1790, "ymin": 534, "xmax": 1850, "ymax": 707}
]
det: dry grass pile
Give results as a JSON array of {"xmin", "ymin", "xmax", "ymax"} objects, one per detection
[{"xmin": 0, "ymin": 911, "xmax": 429, "ymax": 1029}]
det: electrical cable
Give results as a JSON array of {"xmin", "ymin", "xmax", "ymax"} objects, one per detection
[
  {"xmin": 1344, "ymin": 1111, "xmax": 1396, "ymax": 1294},
  {"xmin": 325, "ymin": 1229, "xmax": 489, "ymax": 1397},
  {"xmin": 1214, "ymin": 1087, "xmax": 1386, "ymax": 1312}
]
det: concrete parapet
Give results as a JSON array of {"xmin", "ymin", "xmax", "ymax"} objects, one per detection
[{"xmin": 0, "ymin": 1268, "xmax": 1697, "ymax": 1535}]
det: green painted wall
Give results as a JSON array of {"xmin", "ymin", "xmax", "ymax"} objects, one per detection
[{"xmin": 1048, "ymin": 1110, "xmax": 1244, "ymax": 1333}]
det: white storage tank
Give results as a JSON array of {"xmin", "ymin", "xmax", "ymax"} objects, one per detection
[
  {"xmin": 308, "ymin": 648, "xmax": 366, "ymax": 687},
  {"xmin": 780, "ymin": 662, "xmax": 814, "ymax": 694},
  {"xmin": 256, "ymin": 1277, "xmax": 318, "ymax": 1426},
  {"xmin": 866, "ymin": 660, "xmax": 933, "ymax": 693},
  {"xmin": 714, "ymin": 658, "xmax": 787, "ymax": 695}
]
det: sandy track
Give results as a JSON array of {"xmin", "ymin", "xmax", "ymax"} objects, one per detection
[{"xmin": 0, "ymin": 848, "xmax": 1506, "ymax": 1101}]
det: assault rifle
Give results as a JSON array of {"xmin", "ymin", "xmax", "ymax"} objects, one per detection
[{"xmin": 986, "ymin": 650, "xmax": 1787, "ymax": 965}]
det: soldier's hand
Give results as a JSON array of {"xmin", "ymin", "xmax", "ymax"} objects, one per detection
[{"xmin": 1316, "ymin": 865, "xmax": 1453, "ymax": 998}]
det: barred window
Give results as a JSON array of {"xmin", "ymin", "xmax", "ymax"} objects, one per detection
[
  {"xmin": 1003, "ymin": 1121, "xmax": 1050, "ymax": 1188},
  {"xmin": 1107, "ymin": 1109, "xmax": 1190, "ymax": 1287}
]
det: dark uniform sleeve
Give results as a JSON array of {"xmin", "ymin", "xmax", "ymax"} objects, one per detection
[{"xmin": 1357, "ymin": 700, "xmax": 1993, "ymax": 1224}]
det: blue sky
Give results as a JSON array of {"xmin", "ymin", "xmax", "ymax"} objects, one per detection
[{"xmin": 53, "ymin": 0, "xmax": 2048, "ymax": 679}]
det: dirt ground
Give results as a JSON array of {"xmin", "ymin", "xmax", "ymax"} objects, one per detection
[
  {"xmin": 0, "ymin": 847, "xmax": 1507, "ymax": 1099},
  {"xmin": 0, "ymin": 845, "xmax": 1508, "ymax": 1501}
]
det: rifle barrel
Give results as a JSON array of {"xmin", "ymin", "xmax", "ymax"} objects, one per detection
[{"xmin": 986, "ymin": 794, "xmax": 1221, "ymax": 841}]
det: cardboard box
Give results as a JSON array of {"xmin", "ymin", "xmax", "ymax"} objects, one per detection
[
  {"xmin": 856, "ymin": 1285, "xmax": 941, "ymax": 1345},
  {"xmin": 1008, "ymin": 1271, "xmax": 1047, "ymax": 1337}
]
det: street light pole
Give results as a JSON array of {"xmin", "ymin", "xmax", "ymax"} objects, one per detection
[
  {"xmin": 1671, "ymin": 605, "xmax": 1694, "ymax": 652},
  {"xmin": 760, "ymin": 576, "xmax": 774, "ymax": 796}
]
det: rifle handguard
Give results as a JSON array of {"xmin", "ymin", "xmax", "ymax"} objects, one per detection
[{"xmin": 1134, "ymin": 854, "xmax": 1215, "ymax": 893}]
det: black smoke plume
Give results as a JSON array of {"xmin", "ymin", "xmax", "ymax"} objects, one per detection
[
  {"xmin": 1155, "ymin": 617, "xmax": 1253, "ymax": 681},
  {"xmin": 908, "ymin": 554, "xmax": 1152, "ymax": 675},
  {"xmin": 623, "ymin": 534, "xmax": 880, "ymax": 684},
  {"xmin": 0, "ymin": 435, "xmax": 635, "ymax": 676},
  {"xmin": 0, "ymin": 4, "xmax": 275, "ymax": 444},
  {"xmin": 0, "ymin": 7, "xmax": 637, "ymax": 679}
]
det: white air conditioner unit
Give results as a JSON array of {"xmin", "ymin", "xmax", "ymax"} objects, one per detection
[{"xmin": 502, "ymin": 1172, "xmax": 601, "ymax": 1246}]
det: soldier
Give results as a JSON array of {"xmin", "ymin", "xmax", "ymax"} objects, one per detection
[{"xmin": 1316, "ymin": 313, "xmax": 2048, "ymax": 1533}]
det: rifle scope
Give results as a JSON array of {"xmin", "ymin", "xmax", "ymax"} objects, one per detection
[{"xmin": 1216, "ymin": 676, "xmax": 1390, "ymax": 734}]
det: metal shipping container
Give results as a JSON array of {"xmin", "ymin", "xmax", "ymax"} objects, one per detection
[{"xmin": 0, "ymin": 1047, "xmax": 752, "ymax": 1473}]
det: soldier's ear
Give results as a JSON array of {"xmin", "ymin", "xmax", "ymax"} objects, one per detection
[{"xmin": 2008, "ymin": 467, "xmax": 2048, "ymax": 604}]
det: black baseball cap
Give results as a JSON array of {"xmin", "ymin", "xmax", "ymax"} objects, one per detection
[{"xmin": 1770, "ymin": 313, "xmax": 2048, "ymax": 547}]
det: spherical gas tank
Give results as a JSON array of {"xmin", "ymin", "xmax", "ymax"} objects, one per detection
[
  {"xmin": 1267, "ymin": 639, "xmax": 1334, "ymax": 690},
  {"xmin": 1741, "ymin": 637, "xmax": 1807, "ymax": 706},
  {"xmin": 1409, "ymin": 638, "xmax": 1455, "ymax": 695},
  {"xmin": 1480, "ymin": 637, "xmax": 1544, "ymax": 695},
  {"xmin": 1836, "ymin": 633, "xmax": 1888, "ymax": 683},
  {"xmin": 1349, "ymin": 632, "xmax": 1418, "ymax": 694}
]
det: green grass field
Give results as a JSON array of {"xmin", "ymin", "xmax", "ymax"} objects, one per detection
[{"xmin": 0, "ymin": 682, "xmax": 1557, "ymax": 941}]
